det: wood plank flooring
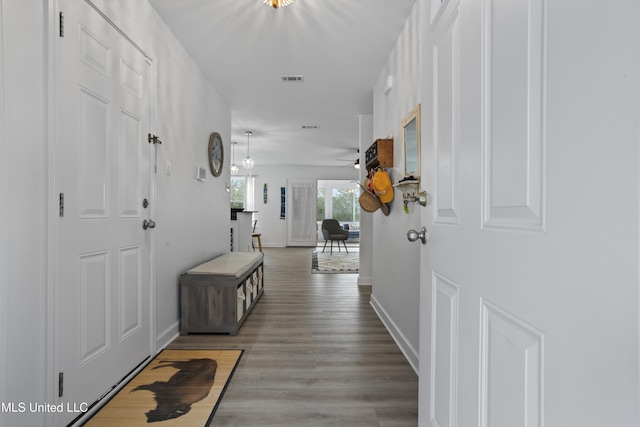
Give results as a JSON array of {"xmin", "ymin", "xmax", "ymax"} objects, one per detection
[{"xmin": 168, "ymin": 247, "xmax": 418, "ymax": 426}]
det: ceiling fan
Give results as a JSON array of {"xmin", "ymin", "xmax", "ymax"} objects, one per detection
[{"xmin": 336, "ymin": 149, "xmax": 360, "ymax": 168}]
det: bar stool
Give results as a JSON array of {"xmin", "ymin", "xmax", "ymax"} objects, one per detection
[{"xmin": 252, "ymin": 220, "xmax": 262, "ymax": 252}]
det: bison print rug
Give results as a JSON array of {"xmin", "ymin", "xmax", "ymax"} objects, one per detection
[{"xmin": 85, "ymin": 349, "xmax": 243, "ymax": 426}]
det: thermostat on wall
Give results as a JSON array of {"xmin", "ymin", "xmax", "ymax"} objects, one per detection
[{"xmin": 196, "ymin": 166, "xmax": 206, "ymax": 181}]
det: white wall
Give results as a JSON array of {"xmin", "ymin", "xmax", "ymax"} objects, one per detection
[
  {"xmin": 249, "ymin": 165, "xmax": 358, "ymax": 247},
  {"xmin": 0, "ymin": 1, "xmax": 231, "ymax": 425},
  {"xmin": 370, "ymin": 0, "xmax": 422, "ymax": 372},
  {"xmin": 358, "ymin": 115, "xmax": 374, "ymax": 286},
  {"xmin": 1, "ymin": 2, "xmax": 48, "ymax": 426}
]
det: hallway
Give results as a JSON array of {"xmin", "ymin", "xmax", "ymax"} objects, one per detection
[{"xmin": 169, "ymin": 247, "xmax": 419, "ymax": 426}]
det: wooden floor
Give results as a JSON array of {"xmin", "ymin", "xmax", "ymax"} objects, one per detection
[{"xmin": 168, "ymin": 247, "xmax": 418, "ymax": 427}]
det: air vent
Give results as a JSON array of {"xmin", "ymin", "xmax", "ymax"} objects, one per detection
[
  {"xmin": 281, "ymin": 75, "xmax": 304, "ymax": 82},
  {"xmin": 301, "ymin": 125, "xmax": 318, "ymax": 129}
]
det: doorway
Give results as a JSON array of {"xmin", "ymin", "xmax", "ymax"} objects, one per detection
[
  {"xmin": 316, "ymin": 180, "xmax": 361, "ymax": 247},
  {"xmin": 54, "ymin": 1, "xmax": 155, "ymax": 424}
]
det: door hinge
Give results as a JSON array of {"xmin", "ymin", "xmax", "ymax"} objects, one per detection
[
  {"xmin": 58, "ymin": 372, "xmax": 64, "ymax": 397},
  {"xmin": 59, "ymin": 12, "xmax": 64, "ymax": 37},
  {"xmin": 59, "ymin": 193, "xmax": 64, "ymax": 217}
]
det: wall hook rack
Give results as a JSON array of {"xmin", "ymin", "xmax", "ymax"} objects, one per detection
[{"xmin": 394, "ymin": 179, "xmax": 427, "ymax": 207}]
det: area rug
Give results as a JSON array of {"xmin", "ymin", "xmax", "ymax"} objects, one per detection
[
  {"xmin": 85, "ymin": 349, "xmax": 243, "ymax": 426},
  {"xmin": 311, "ymin": 250, "xmax": 359, "ymax": 274}
]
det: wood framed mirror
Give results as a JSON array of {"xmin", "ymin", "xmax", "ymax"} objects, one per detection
[{"xmin": 401, "ymin": 104, "xmax": 421, "ymax": 178}]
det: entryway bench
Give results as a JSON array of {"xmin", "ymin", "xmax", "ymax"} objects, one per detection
[{"xmin": 180, "ymin": 252, "xmax": 264, "ymax": 335}]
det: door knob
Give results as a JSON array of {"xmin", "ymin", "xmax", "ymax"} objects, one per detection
[
  {"xmin": 142, "ymin": 219, "xmax": 156, "ymax": 230},
  {"xmin": 407, "ymin": 227, "xmax": 427, "ymax": 244}
]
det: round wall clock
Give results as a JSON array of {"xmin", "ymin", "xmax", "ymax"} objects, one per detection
[{"xmin": 208, "ymin": 132, "xmax": 224, "ymax": 177}]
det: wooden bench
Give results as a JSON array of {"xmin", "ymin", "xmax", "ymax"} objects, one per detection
[{"xmin": 180, "ymin": 252, "xmax": 264, "ymax": 335}]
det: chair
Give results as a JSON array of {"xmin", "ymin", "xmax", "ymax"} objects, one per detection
[
  {"xmin": 252, "ymin": 220, "xmax": 262, "ymax": 252},
  {"xmin": 321, "ymin": 219, "xmax": 349, "ymax": 254}
]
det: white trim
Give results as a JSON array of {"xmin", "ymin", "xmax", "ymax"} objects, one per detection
[
  {"xmin": 85, "ymin": 0, "xmax": 152, "ymax": 59},
  {"xmin": 357, "ymin": 274, "xmax": 372, "ymax": 287},
  {"xmin": 45, "ymin": 1, "xmax": 60, "ymax": 424},
  {"xmin": 370, "ymin": 294, "xmax": 419, "ymax": 375},
  {"xmin": 155, "ymin": 321, "xmax": 180, "ymax": 350},
  {"xmin": 145, "ymin": 52, "xmax": 158, "ymax": 358}
]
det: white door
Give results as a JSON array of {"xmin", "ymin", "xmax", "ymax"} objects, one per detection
[
  {"xmin": 420, "ymin": 0, "xmax": 639, "ymax": 426},
  {"xmin": 56, "ymin": 1, "xmax": 153, "ymax": 424},
  {"xmin": 286, "ymin": 179, "xmax": 318, "ymax": 246}
]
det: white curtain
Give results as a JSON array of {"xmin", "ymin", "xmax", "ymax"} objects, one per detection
[
  {"xmin": 245, "ymin": 175, "xmax": 256, "ymax": 211},
  {"xmin": 286, "ymin": 179, "xmax": 317, "ymax": 246}
]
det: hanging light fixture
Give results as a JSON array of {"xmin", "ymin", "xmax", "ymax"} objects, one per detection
[
  {"xmin": 242, "ymin": 131, "xmax": 254, "ymax": 170},
  {"xmin": 230, "ymin": 141, "xmax": 239, "ymax": 175},
  {"xmin": 261, "ymin": 0, "xmax": 296, "ymax": 8}
]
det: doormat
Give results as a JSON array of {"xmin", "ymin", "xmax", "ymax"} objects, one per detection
[
  {"xmin": 311, "ymin": 250, "xmax": 359, "ymax": 274},
  {"xmin": 85, "ymin": 349, "xmax": 243, "ymax": 426}
]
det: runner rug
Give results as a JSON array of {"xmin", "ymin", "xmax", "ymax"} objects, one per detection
[
  {"xmin": 311, "ymin": 250, "xmax": 359, "ymax": 274},
  {"xmin": 85, "ymin": 349, "xmax": 243, "ymax": 426}
]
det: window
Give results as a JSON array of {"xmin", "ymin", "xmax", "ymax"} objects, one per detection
[
  {"xmin": 230, "ymin": 176, "xmax": 245, "ymax": 209},
  {"xmin": 230, "ymin": 175, "xmax": 256, "ymax": 210},
  {"xmin": 317, "ymin": 180, "xmax": 360, "ymax": 222},
  {"xmin": 331, "ymin": 188, "xmax": 360, "ymax": 222}
]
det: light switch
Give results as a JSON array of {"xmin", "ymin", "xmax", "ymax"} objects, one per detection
[{"xmin": 166, "ymin": 160, "xmax": 172, "ymax": 175}]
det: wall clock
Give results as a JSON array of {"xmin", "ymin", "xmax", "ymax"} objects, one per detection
[{"xmin": 208, "ymin": 132, "xmax": 224, "ymax": 177}]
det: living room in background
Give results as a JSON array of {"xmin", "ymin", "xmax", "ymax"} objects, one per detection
[{"xmin": 317, "ymin": 180, "xmax": 361, "ymax": 244}]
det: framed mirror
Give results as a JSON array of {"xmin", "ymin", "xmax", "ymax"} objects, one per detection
[{"xmin": 401, "ymin": 104, "xmax": 421, "ymax": 178}]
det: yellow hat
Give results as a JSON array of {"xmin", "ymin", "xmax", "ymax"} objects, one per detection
[{"xmin": 373, "ymin": 171, "xmax": 394, "ymax": 204}]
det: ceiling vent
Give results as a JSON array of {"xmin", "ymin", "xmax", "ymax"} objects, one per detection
[
  {"xmin": 301, "ymin": 125, "xmax": 318, "ymax": 129},
  {"xmin": 281, "ymin": 75, "xmax": 304, "ymax": 82}
]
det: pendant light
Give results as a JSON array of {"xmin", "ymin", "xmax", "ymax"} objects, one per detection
[
  {"xmin": 242, "ymin": 131, "xmax": 254, "ymax": 170},
  {"xmin": 230, "ymin": 141, "xmax": 239, "ymax": 175},
  {"xmin": 261, "ymin": 0, "xmax": 296, "ymax": 8}
]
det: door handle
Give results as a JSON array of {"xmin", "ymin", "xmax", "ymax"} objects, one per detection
[
  {"xmin": 407, "ymin": 227, "xmax": 427, "ymax": 244},
  {"xmin": 142, "ymin": 219, "xmax": 156, "ymax": 230}
]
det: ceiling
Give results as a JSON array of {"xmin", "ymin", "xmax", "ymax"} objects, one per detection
[{"xmin": 148, "ymin": 0, "xmax": 417, "ymax": 168}]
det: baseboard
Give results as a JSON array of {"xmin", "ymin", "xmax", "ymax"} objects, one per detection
[
  {"xmin": 357, "ymin": 275, "xmax": 372, "ymax": 287},
  {"xmin": 369, "ymin": 295, "xmax": 419, "ymax": 375},
  {"xmin": 156, "ymin": 320, "xmax": 180, "ymax": 349}
]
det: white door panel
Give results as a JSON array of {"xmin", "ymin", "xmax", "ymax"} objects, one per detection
[
  {"xmin": 421, "ymin": 0, "xmax": 639, "ymax": 426},
  {"xmin": 57, "ymin": 1, "xmax": 152, "ymax": 424}
]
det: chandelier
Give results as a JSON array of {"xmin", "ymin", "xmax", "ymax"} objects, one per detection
[
  {"xmin": 242, "ymin": 131, "xmax": 254, "ymax": 170},
  {"xmin": 230, "ymin": 141, "xmax": 239, "ymax": 175},
  {"xmin": 262, "ymin": 0, "xmax": 296, "ymax": 8}
]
